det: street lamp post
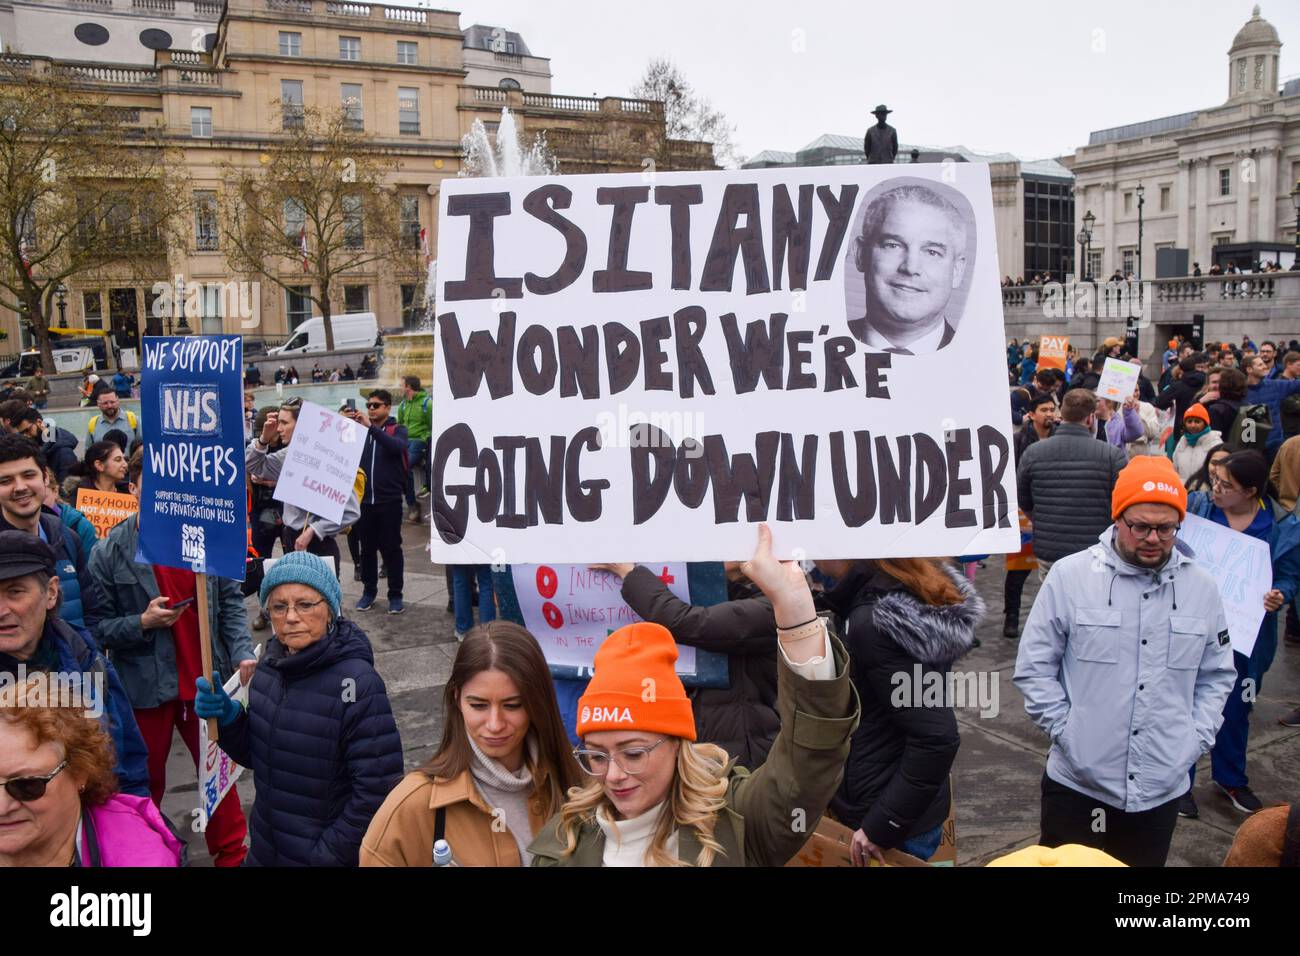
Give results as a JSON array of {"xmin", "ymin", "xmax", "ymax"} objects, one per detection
[
  {"xmin": 1081, "ymin": 210, "xmax": 1096, "ymax": 281},
  {"xmin": 1135, "ymin": 183, "xmax": 1145, "ymax": 320},
  {"xmin": 55, "ymin": 282, "xmax": 67, "ymax": 329}
]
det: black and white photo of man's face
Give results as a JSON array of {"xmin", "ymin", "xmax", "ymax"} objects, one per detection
[{"xmin": 855, "ymin": 194, "xmax": 967, "ymax": 343}]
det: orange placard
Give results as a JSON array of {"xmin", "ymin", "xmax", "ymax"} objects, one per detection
[
  {"xmin": 75, "ymin": 488, "xmax": 139, "ymax": 539},
  {"xmin": 1037, "ymin": 334, "xmax": 1069, "ymax": 371}
]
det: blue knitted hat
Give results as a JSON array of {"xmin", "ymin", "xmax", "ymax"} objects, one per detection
[{"xmin": 259, "ymin": 552, "xmax": 341, "ymax": 617}]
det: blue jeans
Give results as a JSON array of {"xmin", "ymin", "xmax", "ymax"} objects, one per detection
[
  {"xmin": 452, "ymin": 565, "xmax": 495, "ymax": 634},
  {"xmin": 404, "ymin": 438, "xmax": 428, "ymax": 506},
  {"xmin": 899, "ymin": 823, "xmax": 944, "ymax": 861}
]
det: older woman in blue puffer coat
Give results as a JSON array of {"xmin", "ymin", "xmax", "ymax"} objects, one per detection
[{"xmin": 196, "ymin": 552, "xmax": 402, "ymax": 865}]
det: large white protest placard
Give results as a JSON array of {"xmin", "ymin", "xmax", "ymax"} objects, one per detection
[
  {"xmin": 431, "ymin": 165, "xmax": 1020, "ymax": 562},
  {"xmin": 511, "ymin": 563, "xmax": 696, "ymax": 673},
  {"xmin": 1095, "ymin": 358, "xmax": 1142, "ymax": 403},
  {"xmin": 198, "ymin": 670, "xmax": 247, "ymax": 828},
  {"xmin": 273, "ymin": 400, "xmax": 364, "ymax": 524},
  {"xmin": 1178, "ymin": 512, "xmax": 1271, "ymax": 657}
]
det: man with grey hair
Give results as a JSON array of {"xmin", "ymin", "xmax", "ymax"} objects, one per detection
[{"xmin": 848, "ymin": 183, "xmax": 969, "ymax": 355}]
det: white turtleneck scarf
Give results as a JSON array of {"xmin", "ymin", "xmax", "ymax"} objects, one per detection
[{"xmin": 467, "ymin": 731, "xmax": 537, "ymax": 865}]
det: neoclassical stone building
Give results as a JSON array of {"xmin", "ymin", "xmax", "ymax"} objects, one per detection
[{"xmin": 1067, "ymin": 6, "xmax": 1299, "ymax": 279}]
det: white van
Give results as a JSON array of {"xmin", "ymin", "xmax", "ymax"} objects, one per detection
[{"xmin": 268, "ymin": 313, "xmax": 380, "ymax": 356}]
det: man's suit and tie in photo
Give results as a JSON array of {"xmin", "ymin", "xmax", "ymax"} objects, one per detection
[{"xmin": 846, "ymin": 181, "xmax": 974, "ymax": 356}]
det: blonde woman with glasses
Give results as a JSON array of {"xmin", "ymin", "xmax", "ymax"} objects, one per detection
[{"xmin": 528, "ymin": 523, "xmax": 859, "ymax": 867}]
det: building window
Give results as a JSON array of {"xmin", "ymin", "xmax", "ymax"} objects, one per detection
[
  {"xmin": 1160, "ymin": 186, "xmax": 1170, "ymax": 211},
  {"xmin": 197, "ymin": 285, "xmax": 224, "ymax": 335},
  {"xmin": 342, "ymin": 195, "xmax": 363, "ymax": 249},
  {"xmin": 398, "ymin": 87, "xmax": 419, "ymax": 134},
  {"xmin": 339, "ymin": 36, "xmax": 360, "ymax": 61},
  {"xmin": 1214, "ymin": 234, "xmax": 1231, "ymax": 246},
  {"xmin": 1219, "ymin": 168, "xmax": 1231, "ymax": 196},
  {"xmin": 285, "ymin": 286, "xmax": 311, "ymax": 331},
  {"xmin": 1123, "ymin": 192, "xmax": 1132, "ymax": 214},
  {"xmin": 283, "ymin": 198, "xmax": 306, "ymax": 239},
  {"xmin": 341, "ymin": 83, "xmax": 363, "ymax": 131},
  {"xmin": 400, "ymin": 283, "xmax": 423, "ymax": 330},
  {"xmin": 400, "ymin": 195, "xmax": 420, "ymax": 249},
  {"xmin": 343, "ymin": 284, "xmax": 368, "ymax": 313},
  {"xmin": 194, "ymin": 190, "xmax": 218, "ymax": 250},
  {"xmin": 499, "ymin": 77, "xmax": 521, "ymax": 91},
  {"xmin": 82, "ymin": 291, "xmax": 104, "ymax": 331},
  {"xmin": 396, "ymin": 40, "xmax": 417, "ymax": 65},
  {"xmin": 190, "ymin": 106, "xmax": 212, "ymax": 138},
  {"xmin": 279, "ymin": 31, "xmax": 301, "ymax": 56},
  {"xmin": 281, "ymin": 79, "xmax": 304, "ymax": 129},
  {"xmin": 1121, "ymin": 248, "xmax": 1135, "ymax": 276},
  {"xmin": 1087, "ymin": 250, "xmax": 1102, "ymax": 279}
]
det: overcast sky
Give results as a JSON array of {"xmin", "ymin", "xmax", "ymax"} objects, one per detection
[{"xmin": 416, "ymin": 0, "xmax": 1300, "ymax": 164}]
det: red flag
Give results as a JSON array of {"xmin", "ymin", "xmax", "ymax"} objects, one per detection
[
  {"xmin": 419, "ymin": 226, "xmax": 430, "ymax": 266},
  {"xmin": 19, "ymin": 235, "xmax": 32, "ymax": 277}
]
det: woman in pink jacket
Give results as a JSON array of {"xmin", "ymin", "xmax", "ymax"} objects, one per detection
[{"xmin": 0, "ymin": 679, "xmax": 184, "ymax": 867}]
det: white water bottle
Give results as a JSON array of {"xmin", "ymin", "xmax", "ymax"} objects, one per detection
[{"xmin": 432, "ymin": 839, "xmax": 458, "ymax": 867}]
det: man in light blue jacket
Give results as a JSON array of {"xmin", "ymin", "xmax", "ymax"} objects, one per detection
[{"xmin": 1014, "ymin": 456, "xmax": 1236, "ymax": 866}]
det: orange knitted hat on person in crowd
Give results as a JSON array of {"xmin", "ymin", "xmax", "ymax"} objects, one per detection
[
  {"xmin": 575, "ymin": 622, "xmax": 696, "ymax": 741},
  {"xmin": 1184, "ymin": 402, "xmax": 1211, "ymax": 424},
  {"xmin": 1111, "ymin": 455, "xmax": 1188, "ymax": 520}
]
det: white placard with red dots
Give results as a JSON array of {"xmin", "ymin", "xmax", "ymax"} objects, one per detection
[{"xmin": 511, "ymin": 563, "xmax": 697, "ymax": 674}]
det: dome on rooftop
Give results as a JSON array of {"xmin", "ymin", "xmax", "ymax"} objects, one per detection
[{"xmin": 1230, "ymin": 5, "xmax": 1280, "ymax": 51}]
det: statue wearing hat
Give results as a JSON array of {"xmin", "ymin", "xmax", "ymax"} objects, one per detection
[{"xmin": 864, "ymin": 104, "xmax": 898, "ymax": 165}]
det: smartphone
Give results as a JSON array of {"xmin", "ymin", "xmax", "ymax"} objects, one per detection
[
  {"xmin": 167, "ymin": 596, "xmax": 196, "ymax": 610},
  {"xmin": 345, "ymin": 398, "xmax": 356, "ymax": 411}
]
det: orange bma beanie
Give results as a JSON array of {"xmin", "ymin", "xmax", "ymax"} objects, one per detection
[
  {"xmin": 575, "ymin": 622, "xmax": 696, "ymax": 741},
  {"xmin": 1111, "ymin": 455, "xmax": 1187, "ymax": 521}
]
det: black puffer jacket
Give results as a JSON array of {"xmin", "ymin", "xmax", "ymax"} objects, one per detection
[
  {"xmin": 824, "ymin": 564, "xmax": 982, "ymax": 849},
  {"xmin": 217, "ymin": 618, "xmax": 403, "ymax": 866},
  {"xmin": 619, "ymin": 566, "xmax": 778, "ymax": 769},
  {"xmin": 1016, "ymin": 421, "xmax": 1126, "ymax": 562}
]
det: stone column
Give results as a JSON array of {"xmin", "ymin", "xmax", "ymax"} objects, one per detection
[
  {"xmin": 1176, "ymin": 159, "xmax": 1191, "ymax": 250},
  {"xmin": 1235, "ymin": 148, "xmax": 1253, "ymax": 241},
  {"xmin": 1258, "ymin": 145, "xmax": 1278, "ymax": 241},
  {"xmin": 1102, "ymin": 180, "xmax": 1116, "ymax": 276},
  {"xmin": 1195, "ymin": 158, "xmax": 1210, "ymax": 265}
]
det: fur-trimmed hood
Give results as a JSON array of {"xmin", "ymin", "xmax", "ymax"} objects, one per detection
[{"xmin": 826, "ymin": 563, "xmax": 984, "ymax": 669}]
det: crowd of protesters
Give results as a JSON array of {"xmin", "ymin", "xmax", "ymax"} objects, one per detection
[
  {"xmin": 1008, "ymin": 330, "xmax": 1300, "ymax": 860},
  {"xmin": 0, "ymin": 325, "xmax": 1296, "ymax": 872}
]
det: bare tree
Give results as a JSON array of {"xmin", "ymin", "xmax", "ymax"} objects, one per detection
[
  {"xmin": 220, "ymin": 104, "xmax": 418, "ymax": 351},
  {"xmin": 0, "ymin": 59, "xmax": 186, "ymax": 371},
  {"xmin": 631, "ymin": 58, "xmax": 742, "ymax": 168}
]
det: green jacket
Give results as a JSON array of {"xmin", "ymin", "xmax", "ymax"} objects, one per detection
[
  {"xmin": 25, "ymin": 374, "xmax": 49, "ymax": 399},
  {"xmin": 396, "ymin": 390, "xmax": 431, "ymax": 442},
  {"xmin": 528, "ymin": 634, "xmax": 859, "ymax": 867}
]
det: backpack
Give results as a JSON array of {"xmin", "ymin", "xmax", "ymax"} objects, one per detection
[
  {"xmin": 1227, "ymin": 403, "xmax": 1271, "ymax": 451},
  {"xmin": 88, "ymin": 410, "xmax": 138, "ymax": 435}
]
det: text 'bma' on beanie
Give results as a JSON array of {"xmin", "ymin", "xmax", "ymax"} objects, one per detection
[
  {"xmin": 1111, "ymin": 455, "xmax": 1188, "ymax": 521},
  {"xmin": 575, "ymin": 622, "xmax": 696, "ymax": 741}
]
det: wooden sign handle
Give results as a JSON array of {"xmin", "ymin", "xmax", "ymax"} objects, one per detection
[{"xmin": 195, "ymin": 571, "xmax": 218, "ymax": 743}]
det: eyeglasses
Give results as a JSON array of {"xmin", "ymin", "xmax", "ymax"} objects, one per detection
[
  {"xmin": 1120, "ymin": 517, "xmax": 1181, "ymax": 541},
  {"xmin": 365, "ymin": 402, "xmax": 385, "ymax": 409},
  {"xmin": 573, "ymin": 737, "xmax": 668, "ymax": 777},
  {"xmin": 1209, "ymin": 474, "xmax": 1241, "ymax": 493},
  {"xmin": 1, "ymin": 759, "xmax": 68, "ymax": 802},
  {"xmin": 280, "ymin": 397, "xmax": 302, "ymax": 410},
  {"xmin": 267, "ymin": 598, "xmax": 328, "ymax": 618}
]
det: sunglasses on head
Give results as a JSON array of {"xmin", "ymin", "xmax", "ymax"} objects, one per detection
[{"xmin": 2, "ymin": 759, "xmax": 68, "ymax": 802}]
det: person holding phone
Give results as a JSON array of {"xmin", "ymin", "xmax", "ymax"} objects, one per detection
[{"xmin": 89, "ymin": 448, "xmax": 257, "ymax": 867}]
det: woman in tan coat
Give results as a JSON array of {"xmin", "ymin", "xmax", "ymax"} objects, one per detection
[{"xmin": 361, "ymin": 622, "xmax": 581, "ymax": 866}]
